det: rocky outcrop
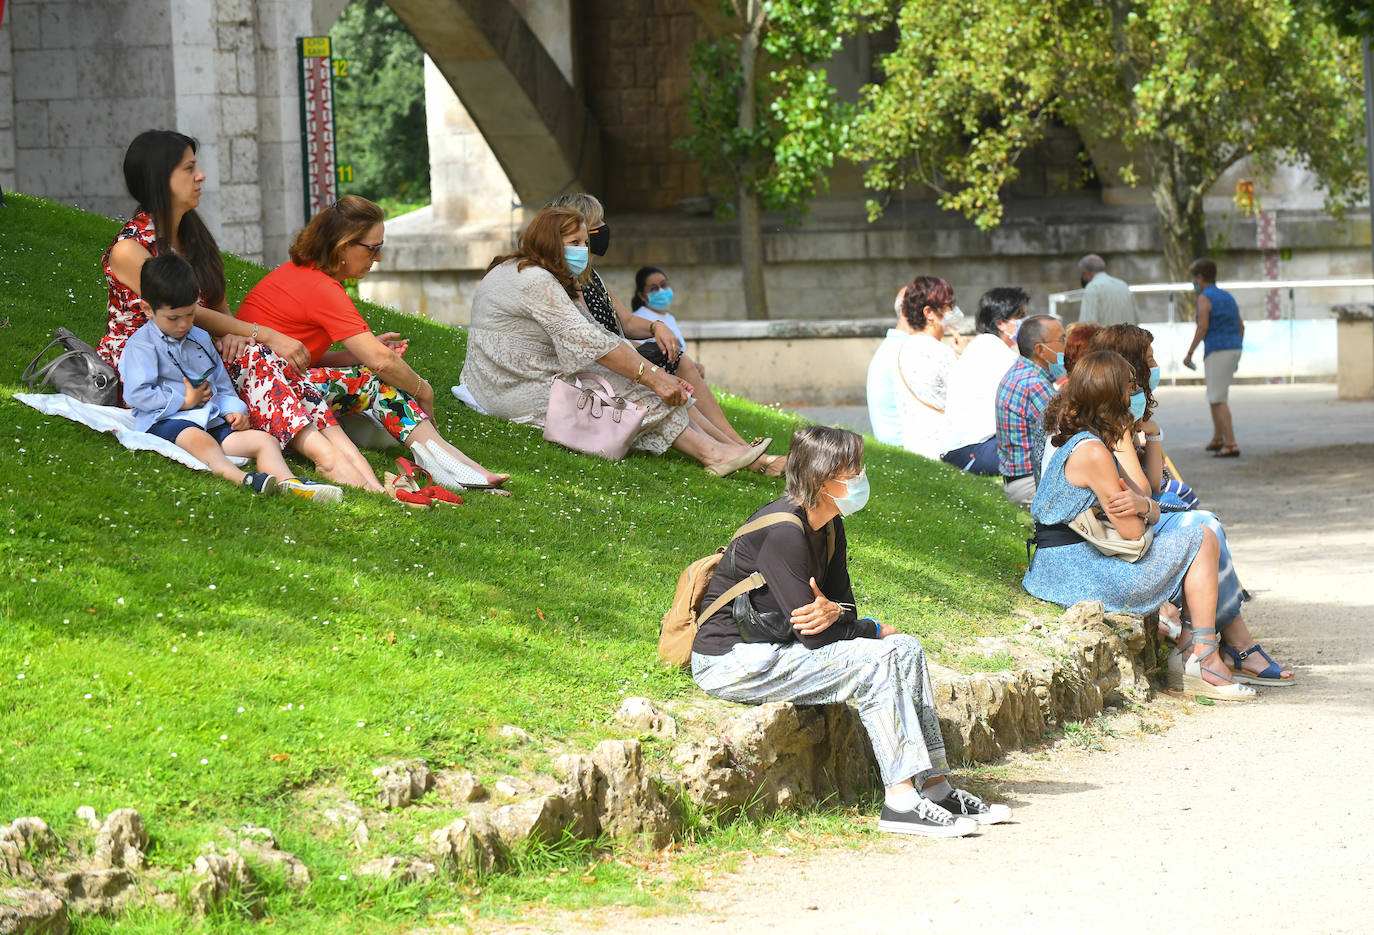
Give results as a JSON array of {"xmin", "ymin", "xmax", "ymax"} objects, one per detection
[
  {"xmin": 434, "ymin": 769, "xmax": 486, "ymax": 803},
  {"xmin": 932, "ymin": 602, "xmax": 1157, "ymax": 762},
  {"xmin": 672, "ymin": 703, "xmax": 877, "ymax": 817},
  {"xmin": 556, "ymin": 740, "xmax": 678, "ymax": 849},
  {"xmin": 43, "ymin": 869, "xmax": 134, "ymax": 917},
  {"xmin": 187, "ymin": 851, "xmax": 261, "ymax": 918},
  {"xmin": 0, "ymin": 886, "xmax": 67, "ymax": 934},
  {"xmin": 615, "ymin": 697, "xmax": 678, "ymax": 738},
  {"xmin": 1, "ymin": 819, "xmax": 59, "ymax": 882},
  {"xmin": 373, "ymin": 761, "xmax": 434, "ymax": 810},
  {"xmin": 428, "ymin": 816, "xmax": 503, "ymax": 876},
  {"xmin": 227, "ymin": 826, "xmax": 311, "ymax": 893},
  {"xmin": 356, "ymin": 856, "xmax": 436, "ymax": 884},
  {"xmin": 92, "ymin": 810, "xmax": 146, "ymax": 871}
]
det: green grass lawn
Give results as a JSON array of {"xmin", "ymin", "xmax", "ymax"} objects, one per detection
[{"xmin": 0, "ymin": 193, "xmax": 1039, "ymax": 930}]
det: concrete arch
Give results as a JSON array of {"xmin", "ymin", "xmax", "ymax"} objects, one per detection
[{"xmin": 376, "ymin": 0, "xmax": 600, "ymax": 204}]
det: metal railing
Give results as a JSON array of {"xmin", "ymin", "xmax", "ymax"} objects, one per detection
[{"xmin": 1047, "ymin": 277, "xmax": 1374, "ymax": 385}]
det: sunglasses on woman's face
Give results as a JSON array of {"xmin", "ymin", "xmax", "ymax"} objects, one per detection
[{"xmin": 355, "ymin": 241, "xmax": 384, "ymax": 258}]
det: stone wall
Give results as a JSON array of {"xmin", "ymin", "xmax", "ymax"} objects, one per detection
[
  {"xmin": 1, "ymin": 0, "xmax": 308, "ymax": 264},
  {"xmin": 579, "ymin": 0, "xmax": 705, "ymax": 213},
  {"xmin": 0, "ymin": 3, "xmax": 14, "ymax": 194}
]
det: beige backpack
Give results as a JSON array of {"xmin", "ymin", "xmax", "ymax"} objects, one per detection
[{"xmin": 657, "ymin": 512, "xmax": 833, "ymax": 667}]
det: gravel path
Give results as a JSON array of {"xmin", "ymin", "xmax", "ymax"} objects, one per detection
[{"xmin": 507, "ymin": 385, "xmax": 1374, "ymax": 935}]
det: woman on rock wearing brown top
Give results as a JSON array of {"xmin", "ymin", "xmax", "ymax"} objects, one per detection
[{"xmin": 690, "ymin": 425, "xmax": 1012, "ymax": 837}]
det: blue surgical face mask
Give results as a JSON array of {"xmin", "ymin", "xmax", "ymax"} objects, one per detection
[
  {"xmin": 1005, "ymin": 318, "xmax": 1023, "ymax": 340},
  {"xmin": 564, "ymin": 245, "xmax": 589, "ymax": 276},
  {"xmin": 831, "ymin": 470, "xmax": 870, "ymax": 516},
  {"xmin": 1149, "ymin": 365, "xmax": 1161, "ymax": 390},
  {"xmin": 646, "ymin": 287, "xmax": 674, "ymax": 311},
  {"xmin": 1192, "ymin": 280, "xmax": 1203, "ymax": 293},
  {"xmin": 1129, "ymin": 391, "xmax": 1147, "ymax": 421},
  {"xmin": 1046, "ymin": 350, "xmax": 1066, "ymax": 381}
]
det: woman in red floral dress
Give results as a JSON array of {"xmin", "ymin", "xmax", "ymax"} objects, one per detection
[
  {"xmin": 238, "ymin": 196, "xmax": 509, "ymax": 491},
  {"xmin": 102, "ymin": 130, "xmax": 384, "ymax": 492}
]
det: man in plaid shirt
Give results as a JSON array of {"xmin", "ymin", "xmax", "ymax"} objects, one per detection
[{"xmin": 995, "ymin": 316, "xmax": 1064, "ymax": 508}]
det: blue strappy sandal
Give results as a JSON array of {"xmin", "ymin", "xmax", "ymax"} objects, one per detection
[{"xmin": 1223, "ymin": 644, "xmax": 1295, "ymax": 687}]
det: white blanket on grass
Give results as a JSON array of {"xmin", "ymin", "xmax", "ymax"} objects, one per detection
[
  {"xmin": 15, "ymin": 392, "xmax": 248, "ymax": 471},
  {"xmin": 14, "ymin": 393, "xmax": 396, "ymax": 473}
]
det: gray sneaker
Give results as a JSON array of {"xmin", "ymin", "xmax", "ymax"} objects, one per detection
[
  {"xmin": 930, "ymin": 788, "xmax": 1012, "ymax": 825},
  {"xmin": 876, "ymin": 798, "xmax": 977, "ymax": 838}
]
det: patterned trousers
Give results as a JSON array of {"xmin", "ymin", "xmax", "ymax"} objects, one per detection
[
  {"xmin": 227, "ymin": 343, "xmax": 336, "ymax": 445},
  {"xmin": 309, "ymin": 366, "xmax": 428, "ymax": 443},
  {"xmin": 692, "ymin": 634, "xmax": 948, "ymax": 787}
]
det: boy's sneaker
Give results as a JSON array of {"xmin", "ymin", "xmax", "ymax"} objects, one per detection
[
  {"xmin": 877, "ymin": 797, "xmax": 977, "ymax": 838},
  {"xmin": 928, "ymin": 787, "xmax": 1012, "ymax": 825},
  {"xmin": 242, "ymin": 472, "xmax": 279, "ymax": 495},
  {"xmin": 279, "ymin": 477, "xmax": 343, "ymax": 504}
]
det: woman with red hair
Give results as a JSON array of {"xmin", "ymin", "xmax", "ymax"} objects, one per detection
[{"xmin": 462, "ymin": 207, "xmax": 778, "ymax": 475}]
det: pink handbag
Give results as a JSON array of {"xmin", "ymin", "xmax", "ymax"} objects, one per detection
[{"xmin": 543, "ymin": 371, "xmax": 647, "ymax": 460}]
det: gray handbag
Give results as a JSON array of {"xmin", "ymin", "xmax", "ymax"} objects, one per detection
[{"xmin": 21, "ymin": 327, "xmax": 121, "ymax": 406}]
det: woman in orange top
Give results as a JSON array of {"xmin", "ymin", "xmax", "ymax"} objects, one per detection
[{"xmin": 238, "ymin": 196, "xmax": 509, "ymax": 492}]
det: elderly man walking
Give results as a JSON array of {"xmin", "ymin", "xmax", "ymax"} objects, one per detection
[
  {"xmin": 1077, "ymin": 254, "xmax": 1137, "ymax": 325},
  {"xmin": 995, "ymin": 315, "xmax": 1064, "ymax": 508}
]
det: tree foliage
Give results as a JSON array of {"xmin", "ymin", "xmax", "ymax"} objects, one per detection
[
  {"xmin": 679, "ymin": 0, "xmax": 884, "ymax": 221},
  {"xmin": 850, "ymin": 0, "xmax": 1367, "ymax": 279},
  {"xmin": 330, "ymin": 0, "xmax": 430, "ymax": 207}
]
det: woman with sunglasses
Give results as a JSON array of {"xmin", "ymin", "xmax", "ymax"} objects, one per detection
[
  {"xmin": 102, "ymin": 130, "xmax": 373, "ymax": 496},
  {"xmin": 237, "ymin": 195, "xmax": 509, "ymax": 495}
]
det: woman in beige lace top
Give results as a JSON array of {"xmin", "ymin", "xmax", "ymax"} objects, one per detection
[{"xmin": 462, "ymin": 207, "xmax": 775, "ymax": 476}]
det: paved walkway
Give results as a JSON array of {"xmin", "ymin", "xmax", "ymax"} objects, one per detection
[{"xmin": 518, "ymin": 385, "xmax": 1374, "ymax": 935}]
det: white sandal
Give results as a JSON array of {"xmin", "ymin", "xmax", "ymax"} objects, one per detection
[{"xmin": 1182, "ymin": 627, "xmax": 1257, "ymax": 701}]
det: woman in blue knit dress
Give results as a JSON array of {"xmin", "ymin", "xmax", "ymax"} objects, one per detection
[{"xmin": 1024, "ymin": 351, "xmax": 1256, "ymax": 701}]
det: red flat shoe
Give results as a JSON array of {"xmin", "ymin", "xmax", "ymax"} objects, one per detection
[
  {"xmin": 395, "ymin": 457, "xmax": 436, "ymax": 488},
  {"xmin": 418, "ymin": 485, "xmax": 463, "ymax": 506}
]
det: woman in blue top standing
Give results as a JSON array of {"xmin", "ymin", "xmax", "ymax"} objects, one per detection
[{"xmin": 1182, "ymin": 258, "xmax": 1244, "ymax": 458}]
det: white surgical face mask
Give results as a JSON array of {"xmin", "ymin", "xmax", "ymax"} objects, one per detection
[
  {"xmin": 893, "ymin": 291, "xmax": 905, "ymax": 316},
  {"xmin": 943, "ymin": 305, "xmax": 965, "ymax": 333},
  {"xmin": 830, "ymin": 470, "xmax": 870, "ymax": 516}
]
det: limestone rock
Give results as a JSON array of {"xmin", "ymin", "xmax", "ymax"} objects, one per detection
[
  {"xmin": 498, "ymin": 725, "xmax": 530, "ymax": 743},
  {"xmin": 73, "ymin": 809, "xmax": 99, "ymax": 831},
  {"xmin": 0, "ymin": 819, "xmax": 59, "ymax": 859},
  {"xmin": 43, "ymin": 868, "xmax": 134, "ymax": 916},
  {"xmin": 1, "ymin": 819, "xmax": 59, "ymax": 882},
  {"xmin": 489, "ymin": 796, "xmax": 570, "ymax": 848},
  {"xmin": 615, "ymin": 696, "xmax": 678, "ymax": 738},
  {"xmin": 356, "ymin": 856, "xmax": 436, "ymax": 884},
  {"xmin": 673, "ymin": 703, "xmax": 876, "ymax": 817},
  {"xmin": 428, "ymin": 816, "xmax": 503, "ymax": 876},
  {"xmin": 586, "ymin": 739, "xmax": 677, "ymax": 849},
  {"xmin": 92, "ymin": 810, "xmax": 147, "ymax": 871},
  {"xmin": 434, "ymin": 769, "xmax": 486, "ymax": 803},
  {"xmin": 493, "ymin": 776, "xmax": 534, "ymax": 798},
  {"xmin": 230, "ymin": 826, "xmax": 311, "ymax": 892},
  {"xmin": 373, "ymin": 760, "xmax": 434, "ymax": 810},
  {"xmin": 188, "ymin": 850, "xmax": 261, "ymax": 918},
  {"xmin": 0, "ymin": 886, "xmax": 68, "ymax": 934}
]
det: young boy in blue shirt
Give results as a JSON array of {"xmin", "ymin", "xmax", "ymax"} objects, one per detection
[{"xmin": 118, "ymin": 254, "xmax": 341, "ymax": 502}]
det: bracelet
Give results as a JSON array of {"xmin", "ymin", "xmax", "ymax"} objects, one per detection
[
  {"xmin": 250, "ymin": 323, "xmax": 259, "ymax": 345},
  {"xmin": 633, "ymin": 361, "xmax": 646, "ymax": 384},
  {"xmin": 649, "ymin": 365, "xmax": 660, "ymax": 376},
  {"xmin": 1144, "ymin": 432, "xmax": 1162, "ymax": 442}
]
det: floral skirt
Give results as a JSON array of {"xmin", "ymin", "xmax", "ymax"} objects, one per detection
[
  {"xmin": 226, "ymin": 344, "xmax": 337, "ymax": 445},
  {"xmin": 308, "ymin": 366, "xmax": 427, "ymax": 442}
]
